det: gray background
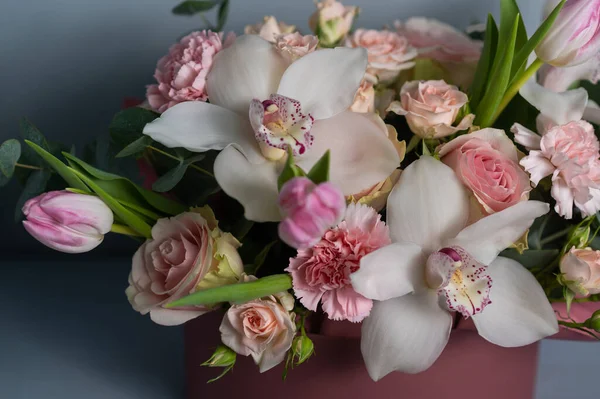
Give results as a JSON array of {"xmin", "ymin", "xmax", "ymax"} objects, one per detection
[{"xmin": 0, "ymin": 1, "xmax": 598, "ymax": 398}]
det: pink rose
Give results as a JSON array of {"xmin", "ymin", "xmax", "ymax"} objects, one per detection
[
  {"xmin": 274, "ymin": 33, "xmax": 318, "ymax": 62},
  {"xmin": 220, "ymin": 290, "xmax": 296, "ymax": 372},
  {"xmin": 345, "ymin": 29, "xmax": 417, "ymax": 82},
  {"xmin": 560, "ymin": 247, "xmax": 600, "ymax": 296},
  {"xmin": 388, "ymin": 80, "xmax": 474, "ymax": 138},
  {"xmin": 126, "ymin": 207, "xmax": 244, "ymax": 326},
  {"xmin": 286, "ymin": 203, "xmax": 391, "ymax": 322},
  {"xmin": 244, "ymin": 16, "xmax": 296, "ymax": 42},
  {"xmin": 350, "ymin": 79, "xmax": 376, "ymax": 113},
  {"xmin": 309, "ymin": 0, "xmax": 358, "ymax": 47},
  {"xmin": 512, "ymin": 120, "xmax": 600, "ymax": 219},
  {"xmin": 438, "ymin": 129, "xmax": 531, "ymax": 215},
  {"xmin": 146, "ymin": 30, "xmax": 235, "ymax": 113}
]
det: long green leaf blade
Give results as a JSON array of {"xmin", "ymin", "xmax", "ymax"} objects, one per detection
[
  {"xmin": 469, "ymin": 14, "xmax": 498, "ymax": 109},
  {"xmin": 25, "ymin": 141, "xmax": 88, "ymax": 191}
]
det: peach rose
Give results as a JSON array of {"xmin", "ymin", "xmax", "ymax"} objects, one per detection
[
  {"xmin": 274, "ymin": 33, "xmax": 318, "ymax": 62},
  {"xmin": 438, "ymin": 128, "xmax": 531, "ymax": 215},
  {"xmin": 388, "ymin": 80, "xmax": 474, "ymax": 138},
  {"xmin": 345, "ymin": 29, "xmax": 417, "ymax": 83},
  {"xmin": 220, "ymin": 284, "xmax": 296, "ymax": 372},
  {"xmin": 126, "ymin": 207, "xmax": 243, "ymax": 326},
  {"xmin": 350, "ymin": 80, "xmax": 376, "ymax": 113},
  {"xmin": 244, "ymin": 16, "xmax": 296, "ymax": 42},
  {"xmin": 560, "ymin": 247, "xmax": 600, "ymax": 296}
]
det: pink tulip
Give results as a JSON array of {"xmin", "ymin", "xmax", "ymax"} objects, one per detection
[
  {"xmin": 536, "ymin": 0, "xmax": 600, "ymax": 67},
  {"xmin": 278, "ymin": 177, "xmax": 345, "ymax": 249},
  {"xmin": 22, "ymin": 191, "xmax": 113, "ymax": 253}
]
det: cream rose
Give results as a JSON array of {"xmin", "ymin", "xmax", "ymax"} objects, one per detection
[
  {"xmin": 274, "ymin": 33, "xmax": 319, "ymax": 62},
  {"xmin": 244, "ymin": 16, "xmax": 296, "ymax": 42},
  {"xmin": 560, "ymin": 247, "xmax": 600, "ymax": 296}
]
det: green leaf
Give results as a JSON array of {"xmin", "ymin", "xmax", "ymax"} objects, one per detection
[
  {"xmin": 469, "ymin": 14, "xmax": 498, "ymax": 109},
  {"xmin": 152, "ymin": 154, "xmax": 206, "ymax": 192},
  {"xmin": 109, "ymin": 108, "xmax": 159, "ymax": 149},
  {"xmin": 246, "ymin": 241, "xmax": 278, "ymax": 276},
  {"xmin": 24, "ymin": 140, "xmax": 88, "ymax": 192},
  {"xmin": 564, "ymin": 286, "xmax": 575, "ymax": 315},
  {"xmin": 0, "ymin": 139, "xmax": 21, "ymax": 179},
  {"xmin": 14, "ymin": 169, "xmax": 51, "ymax": 222},
  {"xmin": 19, "ymin": 118, "xmax": 49, "ymax": 167},
  {"xmin": 500, "ymin": 248, "xmax": 559, "ymax": 270},
  {"xmin": 307, "ymin": 150, "xmax": 330, "ymax": 184},
  {"xmin": 166, "ymin": 274, "xmax": 292, "ymax": 307},
  {"xmin": 172, "ymin": 0, "xmax": 218, "ymax": 15},
  {"xmin": 277, "ymin": 148, "xmax": 306, "ymax": 190},
  {"xmin": 71, "ymin": 169, "xmax": 152, "ymax": 238},
  {"xmin": 216, "ymin": 0, "xmax": 230, "ymax": 30},
  {"xmin": 116, "ymin": 135, "xmax": 153, "ymax": 158}
]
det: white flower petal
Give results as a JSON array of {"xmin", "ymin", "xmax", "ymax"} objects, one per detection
[
  {"xmin": 584, "ymin": 102, "xmax": 600, "ymax": 125},
  {"xmin": 276, "ymin": 47, "xmax": 368, "ymax": 120},
  {"xmin": 214, "ymin": 145, "xmax": 282, "ymax": 222},
  {"xmin": 351, "ymin": 242, "xmax": 425, "ymax": 301},
  {"xmin": 143, "ymin": 102, "xmax": 260, "ymax": 162},
  {"xmin": 447, "ymin": 201, "xmax": 549, "ymax": 265},
  {"xmin": 472, "ymin": 256, "xmax": 558, "ymax": 346},
  {"xmin": 296, "ymin": 112, "xmax": 400, "ymax": 196},
  {"xmin": 519, "ymin": 79, "xmax": 588, "ymax": 125},
  {"xmin": 386, "ymin": 156, "xmax": 469, "ymax": 253},
  {"xmin": 361, "ymin": 292, "xmax": 452, "ymax": 380},
  {"xmin": 510, "ymin": 123, "xmax": 542, "ymax": 151},
  {"xmin": 206, "ymin": 35, "xmax": 289, "ymax": 116}
]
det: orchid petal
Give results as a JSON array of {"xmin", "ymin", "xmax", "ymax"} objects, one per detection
[
  {"xmin": 519, "ymin": 80, "xmax": 588, "ymax": 125},
  {"xmin": 351, "ymin": 242, "xmax": 425, "ymax": 301},
  {"xmin": 447, "ymin": 201, "xmax": 550, "ymax": 265},
  {"xmin": 214, "ymin": 145, "xmax": 282, "ymax": 222},
  {"xmin": 361, "ymin": 292, "xmax": 452, "ymax": 380},
  {"xmin": 276, "ymin": 47, "xmax": 368, "ymax": 120},
  {"xmin": 206, "ymin": 35, "xmax": 289, "ymax": 116},
  {"xmin": 472, "ymin": 256, "xmax": 558, "ymax": 346},
  {"xmin": 296, "ymin": 112, "xmax": 400, "ymax": 196},
  {"xmin": 386, "ymin": 156, "xmax": 469, "ymax": 253},
  {"xmin": 539, "ymin": 53, "xmax": 600, "ymax": 92},
  {"xmin": 143, "ymin": 102, "xmax": 261, "ymax": 162}
]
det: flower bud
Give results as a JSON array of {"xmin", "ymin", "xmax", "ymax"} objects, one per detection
[
  {"xmin": 292, "ymin": 335, "xmax": 315, "ymax": 365},
  {"xmin": 309, "ymin": 0, "xmax": 358, "ymax": 47},
  {"xmin": 201, "ymin": 344, "xmax": 237, "ymax": 368},
  {"xmin": 559, "ymin": 247, "xmax": 600, "ymax": 296},
  {"xmin": 585, "ymin": 310, "xmax": 600, "ymax": 332},
  {"xmin": 278, "ymin": 177, "xmax": 346, "ymax": 249},
  {"xmin": 22, "ymin": 191, "xmax": 113, "ymax": 253},
  {"xmin": 535, "ymin": 0, "xmax": 600, "ymax": 67}
]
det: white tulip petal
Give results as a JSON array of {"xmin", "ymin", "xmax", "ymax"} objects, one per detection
[
  {"xmin": 351, "ymin": 242, "xmax": 425, "ymax": 301},
  {"xmin": 447, "ymin": 201, "xmax": 549, "ymax": 265},
  {"xmin": 386, "ymin": 156, "xmax": 469, "ymax": 253},
  {"xmin": 296, "ymin": 112, "xmax": 400, "ymax": 196},
  {"xmin": 276, "ymin": 47, "xmax": 368, "ymax": 120},
  {"xmin": 206, "ymin": 35, "xmax": 289, "ymax": 115},
  {"xmin": 361, "ymin": 292, "xmax": 452, "ymax": 380},
  {"xmin": 472, "ymin": 256, "xmax": 558, "ymax": 347},
  {"xmin": 214, "ymin": 145, "xmax": 282, "ymax": 222},
  {"xmin": 519, "ymin": 79, "xmax": 588, "ymax": 125},
  {"xmin": 143, "ymin": 102, "xmax": 261, "ymax": 162}
]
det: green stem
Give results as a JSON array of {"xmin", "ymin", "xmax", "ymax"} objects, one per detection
[
  {"xmin": 491, "ymin": 58, "xmax": 544, "ymax": 124},
  {"xmin": 540, "ymin": 227, "xmax": 571, "ymax": 246},
  {"xmin": 110, "ymin": 224, "xmax": 145, "ymax": 237},
  {"xmin": 15, "ymin": 162, "xmax": 43, "ymax": 171},
  {"xmin": 147, "ymin": 146, "xmax": 214, "ymax": 178}
]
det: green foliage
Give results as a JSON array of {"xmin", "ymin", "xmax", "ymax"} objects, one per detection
[
  {"xmin": 109, "ymin": 108, "xmax": 159, "ymax": 150},
  {"xmin": 14, "ymin": 170, "xmax": 51, "ymax": 221},
  {"xmin": 277, "ymin": 148, "xmax": 307, "ymax": 191},
  {"xmin": 0, "ymin": 139, "xmax": 21, "ymax": 186},
  {"xmin": 307, "ymin": 150, "xmax": 330, "ymax": 184},
  {"xmin": 469, "ymin": 15, "xmax": 499, "ymax": 109},
  {"xmin": 172, "ymin": 1, "xmax": 219, "ymax": 16},
  {"xmin": 19, "ymin": 118, "xmax": 49, "ymax": 167},
  {"xmin": 152, "ymin": 154, "xmax": 206, "ymax": 192},
  {"xmin": 500, "ymin": 248, "xmax": 559, "ymax": 270},
  {"xmin": 25, "ymin": 141, "xmax": 88, "ymax": 192},
  {"xmin": 216, "ymin": 0, "xmax": 230, "ymax": 31},
  {"xmin": 245, "ymin": 240, "xmax": 279, "ymax": 276},
  {"xmin": 116, "ymin": 135, "xmax": 153, "ymax": 158},
  {"xmin": 201, "ymin": 344, "xmax": 236, "ymax": 383}
]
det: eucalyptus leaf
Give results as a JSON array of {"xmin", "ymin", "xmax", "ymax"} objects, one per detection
[
  {"xmin": 307, "ymin": 150, "xmax": 330, "ymax": 184},
  {"xmin": 14, "ymin": 169, "xmax": 51, "ymax": 222},
  {"xmin": 216, "ymin": 0, "xmax": 230, "ymax": 30},
  {"xmin": 152, "ymin": 154, "xmax": 206, "ymax": 192},
  {"xmin": 0, "ymin": 139, "xmax": 21, "ymax": 178},
  {"xmin": 469, "ymin": 14, "xmax": 498, "ymax": 109},
  {"xmin": 109, "ymin": 107, "xmax": 159, "ymax": 149},
  {"xmin": 500, "ymin": 248, "xmax": 559, "ymax": 270},
  {"xmin": 116, "ymin": 135, "xmax": 153, "ymax": 158},
  {"xmin": 172, "ymin": 0, "xmax": 218, "ymax": 16},
  {"xmin": 19, "ymin": 118, "xmax": 49, "ymax": 167},
  {"xmin": 246, "ymin": 241, "xmax": 278, "ymax": 276}
]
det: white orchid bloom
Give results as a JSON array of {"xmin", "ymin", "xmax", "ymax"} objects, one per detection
[
  {"xmin": 350, "ymin": 156, "xmax": 558, "ymax": 381},
  {"xmin": 143, "ymin": 35, "xmax": 401, "ymax": 222}
]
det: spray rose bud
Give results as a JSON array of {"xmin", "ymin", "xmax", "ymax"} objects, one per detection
[
  {"xmin": 22, "ymin": 191, "xmax": 113, "ymax": 254},
  {"xmin": 202, "ymin": 344, "xmax": 237, "ymax": 368},
  {"xmin": 292, "ymin": 335, "xmax": 315, "ymax": 365},
  {"xmin": 586, "ymin": 310, "xmax": 600, "ymax": 332},
  {"xmin": 309, "ymin": 0, "xmax": 358, "ymax": 47},
  {"xmin": 535, "ymin": 0, "xmax": 600, "ymax": 67},
  {"xmin": 559, "ymin": 247, "xmax": 600, "ymax": 296}
]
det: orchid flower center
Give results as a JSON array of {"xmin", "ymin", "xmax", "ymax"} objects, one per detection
[
  {"xmin": 425, "ymin": 246, "xmax": 492, "ymax": 318},
  {"xmin": 249, "ymin": 94, "xmax": 315, "ymax": 161}
]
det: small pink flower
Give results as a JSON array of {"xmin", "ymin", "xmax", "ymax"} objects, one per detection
[
  {"xmin": 388, "ymin": 80, "xmax": 474, "ymax": 138},
  {"xmin": 244, "ymin": 16, "xmax": 296, "ymax": 42},
  {"xmin": 146, "ymin": 30, "xmax": 235, "ymax": 113},
  {"xmin": 345, "ymin": 29, "xmax": 417, "ymax": 82},
  {"xmin": 220, "ymin": 291, "xmax": 296, "ymax": 372},
  {"xmin": 438, "ymin": 128, "xmax": 531, "ymax": 215},
  {"xmin": 274, "ymin": 32, "xmax": 319, "ymax": 62},
  {"xmin": 512, "ymin": 120, "xmax": 600, "ymax": 219},
  {"xmin": 278, "ymin": 177, "xmax": 346, "ymax": 250},
  {"xmin": 350, "ymin": 79, "xmax": 376, "ymax": 113},
  {"xmin": 286, "ymin": 203, "xmax": 391, "ymax": 322},
  {"xmin": 560, "ymin": 247, "xmax": 600, "ymax": 296}
]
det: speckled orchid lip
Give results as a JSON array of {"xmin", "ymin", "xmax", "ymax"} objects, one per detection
[
  {"xmin": 249, "ymin": 94, "xmax": 314, "ymax": 160},
  {"xmin": 426, "ymin": 245, "xmax": 492, "ymax": 318}
]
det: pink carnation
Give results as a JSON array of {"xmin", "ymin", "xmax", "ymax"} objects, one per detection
[
  {"xmin": 285, "ymin": 203, "xmax": 391, "ymax": 322},
  {"xmin": 146, "ymin": 30, "xmax": 234, "ymax": 113}
]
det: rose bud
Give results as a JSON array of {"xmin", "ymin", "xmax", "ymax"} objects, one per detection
[
  {"xmin": 22, "ymin": 191, "xmax": 113, "ymax": 254},
  {"xmin": 309, "ymin": 0, "xmax": 358, "ymax": 47},
  {"xmin": 586, "ymin": 309, "xmax": 600, "ymax": 332},
  {"xmin": 560, "ymin": 247, "xmax": 600, "ymax": 296},
  {"xmin": 202, "ymin": 344, "xmax": 237, "ymax": 368},
  {"xmin": 535, "ymin": 0, "xmax": 600, "ymax": 67},
  {"xmin": 291, "ymin": 335, "xmax": 315, "ymax": 366}
]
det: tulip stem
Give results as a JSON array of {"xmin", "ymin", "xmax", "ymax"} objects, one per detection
[
  {"xmin": 15, "ymin": 163, "xmax": 43, "ymax": 171},
  {"xmin": 110, "ymin": 223, "xmax": 145, "ymax": 237},
  {"xmin": 491, "ymin": 57, "xmax": 544, "ymax": 124},
  {"xmin": 147, "ymin": 146, "xmax": 214, "ymax": 177}
]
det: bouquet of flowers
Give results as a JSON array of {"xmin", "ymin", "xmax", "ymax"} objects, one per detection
[{"xmin": 3, "ymin": 0, "xmax": 600, "ymax": 383}]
